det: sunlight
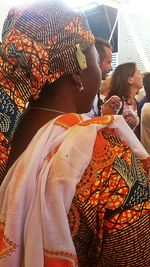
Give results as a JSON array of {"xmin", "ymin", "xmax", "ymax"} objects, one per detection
[{"xmin": 120, "ymin": 0, "xmax": 150, "ymax": 16}]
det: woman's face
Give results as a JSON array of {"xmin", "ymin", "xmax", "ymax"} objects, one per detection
[
  {"xmin": 131, "ymin": 67, "xmax": 143, "ymax": 92},
  {"xmin": 79, "ymin": 45, "xmax": 102, "ymax": 113}
]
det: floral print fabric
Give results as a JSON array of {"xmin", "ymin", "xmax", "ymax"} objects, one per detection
[{"xmin": 102, "ymin": 95, "xmax": 139, "ymax": 131}]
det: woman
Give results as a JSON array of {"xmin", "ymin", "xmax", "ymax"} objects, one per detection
[
  {"xmin": 0, "ymin": 1, "xmax": 150, "ymax": 267},
  {"xmin": 102, "ymin": 62, "xmax": 143, "ymax": 132},
  {"xmin": 0, "ymin": 0, "xmax": 99, "ymax": 181}
]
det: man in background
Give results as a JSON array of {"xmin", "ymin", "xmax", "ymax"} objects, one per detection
[
  {"xmin": 96, "ymin": 37, "xmax": 112, "ymax": 80},
  {"xmin": 86, "ymin": 37, "xmax": 112, "ymax": 117}
]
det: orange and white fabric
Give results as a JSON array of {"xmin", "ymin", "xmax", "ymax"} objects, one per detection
[
  {"xmin": 0, "ymin": 0, "xmax": 94, "ymax": 182},
  {"xmin": 0, "ymin": 114, "xmax": 149, "ymax": 266}
]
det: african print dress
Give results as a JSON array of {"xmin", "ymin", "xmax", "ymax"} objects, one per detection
[
  {"xmin": 0, "ymin": 0, "xmax": 94, "ymax": 182},
  {"xmin": 0, "ymin": 114, "xmax": 149, "ymax": 267}
]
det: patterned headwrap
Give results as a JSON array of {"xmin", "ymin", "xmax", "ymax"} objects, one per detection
[{"xmin": 0, "ymin": 0, "xmax": 94, "ymax": 182}]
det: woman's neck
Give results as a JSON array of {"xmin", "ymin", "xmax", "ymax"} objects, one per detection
[
  {"xmin": 27, "ymin": 106, "xmax": 65, "ymax": 115},
  {"xmin": 28, "ymin": 98, "xmax": 77, "ymax": 114}
]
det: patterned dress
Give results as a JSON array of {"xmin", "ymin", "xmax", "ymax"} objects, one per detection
[
  {"xmin": 0, "ymin": 1, "xmax": 94, "ymax": 182},
  {"xmin": 102, "ymin": 95, "xmax": 139, "ymax": 131},
  {"xmin": 0, "ymin": 114, "xmax": 149, "ymax": 267},
  {"xmin": 69, "ymin": 127, "xmax": 149, "ymax": 267}
]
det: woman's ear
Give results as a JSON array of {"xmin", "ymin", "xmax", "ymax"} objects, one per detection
[
  {"xmin": 71, "ymin": 71, "xmax": 82, "ymax": 84},
  {"xmin": 71, "ymin": 71, "xmax": 84, "ymax": 92},
  {"xmin": 128, "ymin": 76, "xmax": 133, "ymax": 85}
]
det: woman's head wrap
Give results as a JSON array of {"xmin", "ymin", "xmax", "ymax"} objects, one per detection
[
  {"xmin": 0, "ymin": 0, "xmax": 94, "ymax": 107},
  {"xmin": 0, "ymin": 0, "xmax": 94, "ymax": 182}
]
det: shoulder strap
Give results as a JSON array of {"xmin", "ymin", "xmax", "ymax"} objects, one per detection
[{"xmin": 118, "ymin": 98, "xmax": 124, "ymax": 115}]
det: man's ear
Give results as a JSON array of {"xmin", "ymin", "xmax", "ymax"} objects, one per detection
[{"xmin": 128, "ymin": 76, "xmax": 133, "ymax": 85}]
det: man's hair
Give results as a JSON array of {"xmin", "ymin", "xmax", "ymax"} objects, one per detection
[{"xmin": 95, "ymin": 37, "xmax": 112, "ymax": 61}]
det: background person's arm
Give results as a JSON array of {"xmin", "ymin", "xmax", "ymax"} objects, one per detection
[{"xmin": 102, "ymin": 95, "xmax": 122, "ymax": 115}]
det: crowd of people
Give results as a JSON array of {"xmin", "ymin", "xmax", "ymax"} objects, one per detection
[{"xmin": 0, "ymin": 1, "xmax": 149, "ymax": 266}]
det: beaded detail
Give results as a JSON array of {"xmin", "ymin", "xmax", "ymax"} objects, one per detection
[
  {"xmin": 0, "ymin": 221, "xmax": 17, "ymax": 259},
  {"xmin": 44, "ymin": 249, "xmax": 77, "ymax": 267}
]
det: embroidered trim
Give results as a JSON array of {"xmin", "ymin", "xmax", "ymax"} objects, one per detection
[
  {"xmin": 54, "ymin": 113, "xmax": 83, "ymax": 129},
  {"xmin": 44, "ymin": 249, "xmax": 77, "ymax": 267},
  {"xmin": 80, "ymin": 115, "xmax": 114, "ymax": 126},
  {"xmin": 0, "ymin": 221, "xmax": 17, "ymax": 259}
]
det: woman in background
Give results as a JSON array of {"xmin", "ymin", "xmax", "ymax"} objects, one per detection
[
  {"xmin": 0, "ymin": 2, "xmax": 149, "ymax": 267},
  {"xmin": 102, "ymin": 62, "xmax": 143, "ymax": 132}
]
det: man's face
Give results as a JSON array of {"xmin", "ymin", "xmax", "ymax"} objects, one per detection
[{"xmin": 99, "ymin": 47, "xmax": 112, "ymax": 80}]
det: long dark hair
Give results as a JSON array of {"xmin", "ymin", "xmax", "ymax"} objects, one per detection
[{"xmin": 106, "ymin": 62, "xmax": 136, "ymax": 101}]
